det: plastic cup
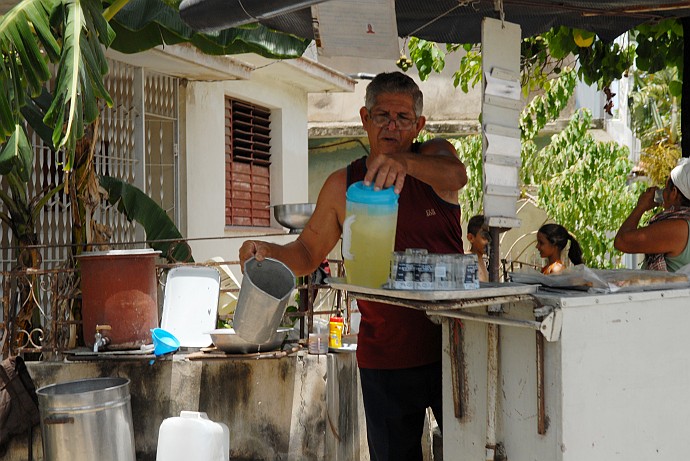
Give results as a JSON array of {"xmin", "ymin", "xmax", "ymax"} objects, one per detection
[{"xmin": 308, "ymin": 332, "xmax": 329, "ymax": 354}]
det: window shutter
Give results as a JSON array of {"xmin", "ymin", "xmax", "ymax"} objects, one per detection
[{"xmin": 225, "ymin": 97, "xmax": 272, "ymax": 227}]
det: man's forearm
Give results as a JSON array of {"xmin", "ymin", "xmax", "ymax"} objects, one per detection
[
  {"xmin": 406, "ymin": 153, "xmax": 467, "ymax": 191},
  {"xmin": 263, "ymin": 240, "xmax": 322, "ymax": 277}
]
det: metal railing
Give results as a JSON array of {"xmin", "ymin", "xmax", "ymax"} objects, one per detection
[{"xmin": 1, "ymin": 265, "xmax": 79, "ymax": 360}]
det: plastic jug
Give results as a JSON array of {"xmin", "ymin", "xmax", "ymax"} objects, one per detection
[
  {"xmin": 156, "ymin": 411, "xmax": 229, "ymax": 461},
  {"xmin": 342, "ymin": 181, "xmax": 399, "ymax": 288}
]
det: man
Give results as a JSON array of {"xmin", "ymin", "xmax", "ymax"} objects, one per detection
[{"xmin": 239, "ymin": 72, "xmax": 467, "ymax": 460}]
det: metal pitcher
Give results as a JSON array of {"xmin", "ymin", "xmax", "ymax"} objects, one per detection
[{"xmin": 233, "ymin": 257, "xmax": 295, "ymax": 344}]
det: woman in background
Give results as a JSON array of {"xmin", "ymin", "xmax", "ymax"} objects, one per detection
[
  {"xmin": 614, "ymin": 160, "xmax": 690, "ymax": 272},
  {"xmin": 536, "ymin": 223, "xmax": 583, "ymax": 274}
]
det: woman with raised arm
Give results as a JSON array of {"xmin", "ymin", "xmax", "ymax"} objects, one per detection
[{"xmin": 615, "ymin": 160, "xmax": 690, "ymax": 272}]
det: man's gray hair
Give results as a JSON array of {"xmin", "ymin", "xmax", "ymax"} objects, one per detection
[{"xmin": 365, "ymin": 72, "xmax": 423, "ymax": 117}]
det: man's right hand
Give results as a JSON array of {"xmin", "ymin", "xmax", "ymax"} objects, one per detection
[{"xmin": 238, "ymin": 240, "xmax": 273, "ymax": 272}]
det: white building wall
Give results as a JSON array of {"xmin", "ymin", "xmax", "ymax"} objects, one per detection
[
  {"xmin": 185, "ymin": 81, "xmax": 227, "ymax": 241},
  {"xmin": 310, "ymin": 45, "xmax": 482, "ymax": 130},
  {"xmin": 605, "ymin": 75, "xmax": 641, "ymax": 163},
  {"xmin": 184, "ymin": 76, "xmax": 311, "ymax": 269}
]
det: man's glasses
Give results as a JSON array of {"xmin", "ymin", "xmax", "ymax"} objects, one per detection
[{"xmin": 368, "ymin": 111, "xmax": 417, "ymax": 130}]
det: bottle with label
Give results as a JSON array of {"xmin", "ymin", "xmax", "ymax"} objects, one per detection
[
  {"xmin": 391, "ymin": 251, "xmax": 415, "ymax": 290},
  {"xmin": 342, "ymin": 181, "xmax": 399, "ymax": 288},
  {"xmin": 329, "ymin": 316, "xmax": 344, "ymax": 348},
  {"xmin": 435, "ymin": 254, "xmax": 456, "ymax": 290},
  {"xmin": 414, "ymin": 251, "xmax": 435, "ymax": 290},
  {"xmin": 462, "ymin": 254, "xmax": 480, "ymax": 289}
]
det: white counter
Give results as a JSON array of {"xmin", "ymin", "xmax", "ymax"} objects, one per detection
[{"xmin": 440, "ymin": 287, "xmax": 690, "ymax": 461}]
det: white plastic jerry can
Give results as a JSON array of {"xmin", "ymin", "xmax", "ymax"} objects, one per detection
[{"xmin": 156, "ymin": 411, "xmax": 230, "ymax": 461}]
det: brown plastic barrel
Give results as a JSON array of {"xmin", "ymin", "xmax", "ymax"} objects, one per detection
[{"xmin": 78, "ymin": 249, "xmax": 160, "ymax": 349}]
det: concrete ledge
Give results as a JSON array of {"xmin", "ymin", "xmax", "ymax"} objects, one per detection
[{"xmin": 6, "ymin": 352, "xmax": 364, "ymax": 461}]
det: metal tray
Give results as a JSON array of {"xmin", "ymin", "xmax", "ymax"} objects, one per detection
[
  {"xmin": 161, "ymin": 266, "xmax": 220, "ymax": 348},
  {"xmin": 208, "ymin": 328, "xmax": 290, "ymax": 354},
  {"xmin": 325, "ymin": 278, "xmax": 538, "ymax": 301}
]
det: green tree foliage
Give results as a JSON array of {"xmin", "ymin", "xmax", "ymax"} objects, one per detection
[
  {"xmin": 405, "ymin": 20, "xmax": 679, "ymax": 96},
  {"xmin": 404, "ymin": 21, "xmax": 685, "ymax": 268},
  {"xmin": 520, "ymin": 69, "xmax": 578, "ymax": 142},
  {"xmin": 421, "ymin": 69, "xmax": 643, "ymax": 268},
  {"xmin": 634, "ymin": 20, "xmax": 684, "ymax": 75},
  {"xmin": 109, "ymin": 0, "xmax": 310, "ymax": 58},
  {"xmin": 0, "ymin": 0, "xmax": 308, "ymax": 254},
  {"xmin": 532, "ymin": 110, "xmax": 643, "ymax": 268},
  {"xmin": 630, "ymin": 67, "xmax": 681, "ymax": 148},
  {"xmin": 629, "ymin": 67, "xmax": 682, "ymax": 186}
]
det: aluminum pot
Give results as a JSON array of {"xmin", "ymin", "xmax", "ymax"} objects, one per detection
[
  {"xmin": 233, "ymin": 257, "xmax": 295, "ymax": 344},
  {"xmin": 37, "ymin": 377, "xmax": 135, "ymax": 461}
]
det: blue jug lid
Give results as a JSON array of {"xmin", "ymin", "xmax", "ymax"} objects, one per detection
[{"xmin": 346, "ymin": 181, "xmax": 399, "ymax": 205}]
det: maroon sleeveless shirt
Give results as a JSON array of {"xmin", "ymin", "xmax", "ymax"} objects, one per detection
[{"xmin": 347, "ymin": 151, "xmax": 464, "ymax": 369}]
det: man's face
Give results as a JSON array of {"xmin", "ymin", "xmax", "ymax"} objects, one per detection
[{"xmin": 360, "ymin": 93, "xmax": 425, "ymax": 155}]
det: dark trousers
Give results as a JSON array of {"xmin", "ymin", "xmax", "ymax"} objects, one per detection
[{"xmin": 359, "ymin": 361, "xmax": 443, "ymax": 461}]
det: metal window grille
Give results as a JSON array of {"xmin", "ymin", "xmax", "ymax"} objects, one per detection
[
  {"xmin": 225, "ymin": 97, "xmax": 272, "ymax": 227},
  {"xmin": 0, "ymin": 60, "xmax": 180, "ymax": 271},
  {"xmin": 1, "ymin": 60, "xmax": 179, "ymax": 346},
  {"xmin": 145, "ymin": 72, "xmax": 179, "ymax": 225}
]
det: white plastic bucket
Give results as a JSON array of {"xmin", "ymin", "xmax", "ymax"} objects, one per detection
[{"xmin": 156, "ymin": 411, "xmax": 229, "ymax": 461}]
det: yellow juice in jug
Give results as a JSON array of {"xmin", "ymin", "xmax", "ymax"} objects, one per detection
[{"xmin": 343, "ymin": 213, "xmax": 397, "ymax": 288}]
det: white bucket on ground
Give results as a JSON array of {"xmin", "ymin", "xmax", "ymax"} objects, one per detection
[{"xmin": 156, "ymin": 411, "xmax": 229, "ymax": 461}]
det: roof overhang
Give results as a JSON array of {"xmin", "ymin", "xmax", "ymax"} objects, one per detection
[
  {"xmin": 106, "ymin": 45, "xmax": 253, "ymax": 81},
  {"xmin": 180, "ymin": 0, "xmax": 690, "ymax": 44},
  {"xmin": 106, "ymin": 44, "xmax": 355, "ymax": 93},
  {"xmin": 230, "ymin": 53, "xmax": 355, "ymax": 92}
]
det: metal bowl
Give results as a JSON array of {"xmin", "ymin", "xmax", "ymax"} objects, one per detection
[
  {"xmin": 271, "ymin": 203, "xmax": 316, "ymax": 231},
  {"xmin": 209, "ymin": 328, "xmax": 291, "ymax": 354}
]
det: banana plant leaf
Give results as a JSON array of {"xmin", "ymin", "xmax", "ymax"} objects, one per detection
[
  {"xmin": 1, "ymin": 0, "xmax": 307, "ymax": 177},
  {"xmin": 44, "ymin": 0, "xmax": 115, "ymax": 170},
  {"xmin": 19, "ymin": 87, "xmax": 56, "ymax": 151},
  {"xmin": 99, "ymin": 175, "xmax": 194, "ymax": 262},
  {"xmin": 0, "ymin": 0, "xmax": 60, "ymax": 138},
  {"xmin": 109, "ymin": 0, "xmax": 310, "ymax": 58},
  {"xmin": 0, "ymin": 125, "xmax": 34, "ymax": 182}
]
